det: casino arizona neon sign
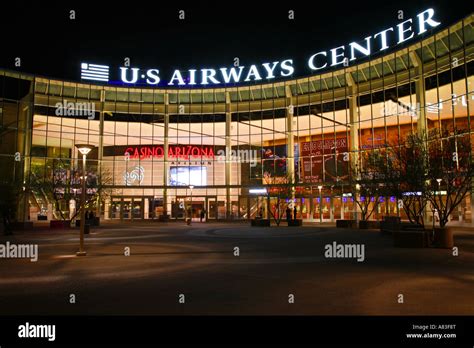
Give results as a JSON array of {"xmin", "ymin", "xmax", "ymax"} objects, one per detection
[
  {"xmin": 125, "ymin": 145, "xmax": 215, "ymax": 160},
  {"xmin": 81, "ymin": 8, "xmax": 440, "ymax": 86}
]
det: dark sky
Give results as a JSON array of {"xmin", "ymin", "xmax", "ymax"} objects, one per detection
[{"xmin": 1, "ymin": 0, "xmax": 473, "ymax": 83}]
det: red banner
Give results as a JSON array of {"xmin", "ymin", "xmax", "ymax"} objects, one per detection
[{"xmin": 300, "ymin": 138, "xmax": 348, "ymax": 183}]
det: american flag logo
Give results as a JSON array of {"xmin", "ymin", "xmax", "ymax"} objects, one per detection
[{"xmin": 80, "ymin": 63, "xmax": 109, "ymax": 82}]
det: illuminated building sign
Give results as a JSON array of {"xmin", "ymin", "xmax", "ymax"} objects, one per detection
[
  {"xmin": 123, "ymin": 145, "xmax": 215, "ymax": 160},
  {"xmin": 80, "ymin": 8, "xmax": 440, "ymax": 86},
  {"xmin": 123, "ymin": 165, "xmax": 145, "ymax": 186}
]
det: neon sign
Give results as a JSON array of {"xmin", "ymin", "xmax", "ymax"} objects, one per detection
[{"xmin": 124, "ymin": 145, "xmax": 215, "ymax": 160}]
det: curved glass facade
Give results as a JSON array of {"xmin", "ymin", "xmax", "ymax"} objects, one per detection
[{"xmin": 1, "ymin": 14, "xmax": 473, "ymax": 223}]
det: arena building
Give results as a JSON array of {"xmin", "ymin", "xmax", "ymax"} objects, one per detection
[{"xmin": 0, "ymin": 12, "xmax": 473, "ymax": 224}]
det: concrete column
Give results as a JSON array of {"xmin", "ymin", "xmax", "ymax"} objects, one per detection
[
  {"xmin": 346, "ymin": 73, "xmax": 360, "ymax": 168},
  {"xmin": 330, "ymin": 197, "xmax": 334, "ymax": 222},
  {"xmin": 97, "ymin": 89, "xmax": 105, "ymax": 218},
  {"xmin": 341, "ymin": 198, "xmax": 345, "ymax": 219},
  {"xmin": 409, "ymin": 51, "xmax": 427, "ymax": 136},
  {"xmin": 163, "ymin": 93, "xmax": 169, "ymax": 217},
  {"xmin": 285, "ymin": 86, "xmax": 295, "ymax": 204},
  {"xmin": 225, "ymin": 92, "xmax": 232, "ymax": 219},
  {"xmin": 104, "ymin": 198, "xmax": 110, "ymax": 220},
  {"xmin": 20, "ymin": 98, "xmax": 33, "ymax": 222},
  {"xmin": 346, "ymin": 73, "xmax": 360, "ymax": 221},
  {"xmin": 144, "ymin": 198, "xmax": 149, "ymax": 219},
  {"xmin": 410, "ymin": 51, "xmax": 430, "ymax": 224}
]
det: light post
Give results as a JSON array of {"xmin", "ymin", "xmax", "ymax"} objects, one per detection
[
  {"xmin": 76, "ymin": 144, "xmax": 95, "ymax": 257},
  {"xmin": 355, "ymin": 183, "xmax": 361, "ymax": 221},
  {"xmin": 318, "ymin": 185, "xmax": 323, "ymax": 223},
  {"xmin": 435, "ymin": 178, "xmax": 442, "ymax": 230}
]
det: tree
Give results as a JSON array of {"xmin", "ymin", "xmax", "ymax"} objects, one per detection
[
  {"xmin": 372, "ymin": 128, "xmax": 473, "ymax": 228},
  {"xmin": 424, "ymin": 128, "xmax": 473, "ymax": 228},
  {"xmin": 348, "ymin": 151, "xmax": 387, "ymax": 221},
  {"xmin": 263, "ymin": 172, "xmax": 294, "ymax": 226},
  {"xmin": 29, "ymin": 158, "xmax": 113, "ymax": 223},
  {"xmin": 0, "ymin": 181, "xmax": 21, "ymax": 235},
  {"xmin": 383, "ymin": 134, "xmax": 429, "ymax": 226}
]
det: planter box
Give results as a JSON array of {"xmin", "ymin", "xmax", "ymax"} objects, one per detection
[
  {"xmin": 251, "ymin": 219, "xmax": 270, "ymax": 227},
  {"xmin": 90, "ymin": 217, "xmax": 100, "ymax": 226},
  {"xmin": 380, "ymin": 216, "xmax": 401, "ymax": 233},
  {"xmin": 75, "ymin": 218, "xmax": 100, "ymax": 227},
  {"xmin": 287, "ymin": 219, "xmax": 303, "ymax": 226},
  {"xmin": 336, "ymin": 219, "xmax": 357, "ymax": 228},
  {"xmin": 158, "ymin": 214, "xmax": 170, "ymax": 222},
  {"xmin": 359, "ymin": 220, "xmax": 380, "ymax": 229},
  {"xmin": 433, "ymin": 227, "xmax": 454, "ymax": 249},
  {"xmin": 393, "ymin": 229, "xmax": 429, "ymax": 248},
  {"xmin": 50, "ymin": 220, "xmax": 70, "ymax": 229},
  {"xmin": 10, "ymin": 221, "xmax": 34, "ymax": 231},
  {"xmin": 383, "ymin": 216, "xmax": 401, "ymax": 223}
]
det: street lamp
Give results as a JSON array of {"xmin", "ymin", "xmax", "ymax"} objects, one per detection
[
  {"xmin": 434, "ymin": 178, "xmax": 442, "ymax": 231},
  {"xmin": 355, "ymin": 183, "xmax": 361, "ymax": 221},
  {"xmin": 75, "ymin": 144, "xmax": 95, "ymax": 257},
  {"xmin": 318, "ymin": 185, "xmax": 323, "ymax": 223}
]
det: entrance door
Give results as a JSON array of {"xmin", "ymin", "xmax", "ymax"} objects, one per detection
[
  {"xmin": 131, "ymin": 198, "xmax": 143, "ymax": 220},
  {"xmin": 122, "ymin": 200, "xmax": 131, "ymax": 219},
  {"xmin": 109, "ymin": 197, "xmax": 144, "ymax": 220},
  {"xmin": 313, "ymin": 197, "xmax": 332, "ymax": 222},
  {"xmin": 190, "ymin": 202, "xmax": 204, "ymax": 221},
  {"xmin": 333, "ymin": 196, "xmax": 342, "ymax": 220},
  {"xmin": 111, "ymin": 198, "xmax": 121, "ymax": 219},
  {"xmin": 207, "ymin": 197, "xmax": 217, "ymax": 219}
]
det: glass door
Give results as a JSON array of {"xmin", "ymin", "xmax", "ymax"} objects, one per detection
[
  {"xmin": 132, "ymin": 198, "xmax": 143, "ymax": 219},
  {"xmin": 122, "ymin": 200, "xmax": 131, "ymax": 219},
  {"xmin": 110, "ymin": 198, "xmax": 121, "ymax": 219},
  {"xmin": 207, "ymin": 197, "xmax": 217, "ymax": 219}
]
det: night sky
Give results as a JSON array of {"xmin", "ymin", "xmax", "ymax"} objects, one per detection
[{"xmin": 0, "ymin": 0, "xmax": 473, "ymax": 83}]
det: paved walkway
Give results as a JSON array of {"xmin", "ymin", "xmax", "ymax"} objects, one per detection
[{"xmin": 0, "ymin": 222, "xmax": 473, "ymax": 315}]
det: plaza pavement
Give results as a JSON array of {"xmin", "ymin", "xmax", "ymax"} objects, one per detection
[{"xmin": 0, "ymin": 221, "xmax": 473, "ymax": 315}]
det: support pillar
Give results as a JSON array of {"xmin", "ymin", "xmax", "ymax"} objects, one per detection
[
  {"xmin": 97, "ymin": 89, "xmax": 105, "ymax": 218},
  {"xmin": 330, "ymin": 197, "xmax": 334, "ymax": 222},
  {"xmin": 163, "ymin": 93, "xmax": 170, "ymax": 217},
  {"xmin": 225, "ymin": 92, "xmax": 232, "ymax": 219},
  {"xmin": 20, "ymin": 97, "xmax": 33, "ymax": 222},
  {"xmin": 144, "ymin": 198, "xmax": 149, "ymax": 219},
  {"xmin": 410, "ymin": 51, "xmax": 430, "ymax": 224},
  {"xmin": 285, "ymin": 86, "xmax": 296, "ymax": 205},
  {"xmin": 410, "ymin": 51, "xmax": 427, "ymax": 136},
  {"xmin": 347, "ymin": 73, "xmax": 360, "ymax": 221}
]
